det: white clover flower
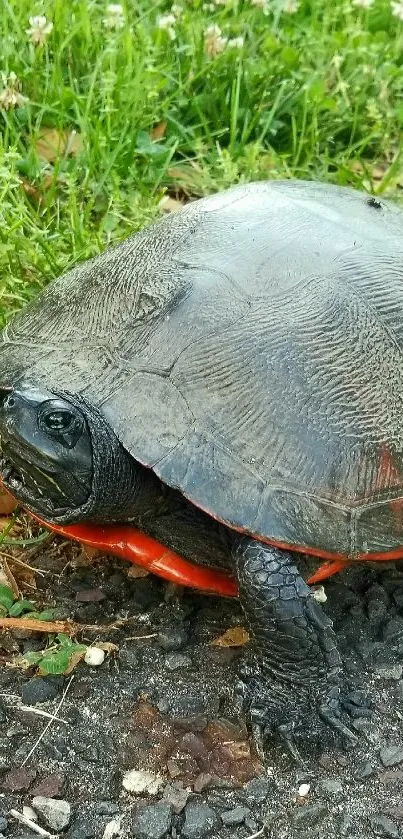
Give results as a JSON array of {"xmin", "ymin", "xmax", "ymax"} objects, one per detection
[
  {"xmin": 331, "ymin": 53, "xmax": 344, "ymax": 69},
  {"xmin": 202, "ymin": 3, "xmax": 216, "ymax": 9},
  {"xmin": 26, "ymin": 15, "xmax": 53, "ymax": 46},
  {"xmin": 227, "ymin": 35, "xmax": 245, "ymax": 47},
  {"xmin": 157, "ymin": 14, "xmax": 176, "ymax": 39},
  {"xmin": 170, "ymin": 3, "xmax": 183, "ymax": 16},
  {"xmin": 352, "ymin": 0, "xmax": 374, "ymax": 7},
  {"xmin": 282, "ymin": 0, "xmax": 300, "ymax": 11},
  {"xmin": 391, "ymin": 0, "xmax": 403, "ymax": 19},
  {"xmin": 0, "ymin": 72, "xmax": 28, "ymax": 110},
  {"xmin": 250, "ymin": 0, "xmax": 270, "ymax": 7},
  {"xmin": 103, "ymin": 3, "xmax": 125, "ymax": 30},
  {"xmin": 204, "ymin": 24, "xmax": 228, "ymax": 56}
]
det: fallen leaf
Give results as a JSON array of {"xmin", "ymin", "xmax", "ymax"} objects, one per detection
[
  {"xmin": 159, "ymin": 195, "xmax": 184, "ymax": 213},
  {"xmin": 0, "ymin": 489, "xmax": 17, "ymax": 516},
  {"xmin": 64, "ymin": 647, "xmax": 87, "ymax": 674},
  {"xmin": 151, "ymin": 121, "xmax": 167, "ymax": 141},
  {"xmin": 80, "ymin": 544, "xmax": 101, "ymax": 561},
  {"xmin": 36, "ymin": 128, "xmax": 83, "ymax": 162},
  {"xmin": 211, "ymin": 627, "xmax": 250, "ymax": 648},
  {"xmin": 95, "ymin": 641, "xmax": 119, "ymax": 654}
]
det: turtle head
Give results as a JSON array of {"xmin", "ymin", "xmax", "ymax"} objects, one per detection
[
  {"xmin": 0, "ymin": 382, "xmax": 161, "ymax": 525},
  {"xmin": 0, "ymin": 384, "xmax": 93, "ymax": 520}
]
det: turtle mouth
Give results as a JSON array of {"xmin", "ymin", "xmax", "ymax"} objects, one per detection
[{"xmin": 0, "ymin": 440, "xmax": 69, "ymax": 517}]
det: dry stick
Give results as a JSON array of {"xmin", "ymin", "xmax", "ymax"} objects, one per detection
[
  {"xmin": 21, "ymin": 675, "xmax": 74, "ymax": 766},
  {"xmin": 17, "ymin": 704, "xmax": 69, "ymax": 724},
  {"xmin": 0, "ymin": 614, "xmax": 144, "ymax": 635},
  {"xmin": 9, "ymin": 809, "xmax": 58, "ymax": 839}
]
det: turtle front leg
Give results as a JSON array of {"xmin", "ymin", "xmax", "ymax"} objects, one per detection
[{"xmin": 232, "ymin": 537, "xmax": 364, "ymax": 759}]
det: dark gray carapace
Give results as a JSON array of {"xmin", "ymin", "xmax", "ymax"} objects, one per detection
[{"xmin": 2, "ymin": 180, "xmax": 403, "ymax": 560}]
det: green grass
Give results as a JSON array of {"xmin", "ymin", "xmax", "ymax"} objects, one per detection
[{"xmin": 1, "ymin": 0, "xmax": 403, "ymax": 328}]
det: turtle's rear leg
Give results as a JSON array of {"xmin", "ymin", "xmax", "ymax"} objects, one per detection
[{"xmin": 232, "ymin": 537, "xmax": 367, "ymax": 759}]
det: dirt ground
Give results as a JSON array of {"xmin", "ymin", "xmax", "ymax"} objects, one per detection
[{"xmin": 1, "ymin": 536, "xmax": 403, "ymax": 839}]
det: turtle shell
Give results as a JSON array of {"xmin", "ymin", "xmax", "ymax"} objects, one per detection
[{"xmin": 2, "ymin": 179, "xmax": 403, "ymax": 561}]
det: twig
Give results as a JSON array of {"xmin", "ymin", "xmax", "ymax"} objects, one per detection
[
  {"xmin": 21, "ymin": 675, "xmax": 74, "ymax": 766},
  {"xmin": 1, "ymin": 557, "xmax": 19, "ymax": 597},
  {"xmin": 125, "ymin": 633, "xmax": 158, "ymax": 641},
  {"xmin": 244, "ymin": 828, "xmax": 265, "ymax": 839},
  {"xmin": 9, "ymin": 809, "xmax": 58, "ymax": 839},
  {"xmin": 18, "ymin": 704, "xmax": 69, "ymax": 723},
  {"xmin": 0, "ymin": 614, "xmax": 146, "ymax": 635},
  {"xmin": 0, "ymin": 550, "xmax": 49, "ymax": 574}
]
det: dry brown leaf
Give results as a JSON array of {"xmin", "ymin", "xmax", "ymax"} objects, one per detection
[
  {"xmin": 211, "ymin": 627, "xmax": 250, "ymax": 648},
  {"xmin": 94, "ymin": 641, "xmax": 119, "ymax": 654},
  {"xmin": 80, "ymin": 544, "xmax": 101, "ymax": 561},
  {"xmin": 127, "ymin": 565, "xmax": 150, "ymax": 579},
  {"xmin": 0, "ymin": 489, "xmax": 18, "ymax": 516},
  {"xmin": 63, "ymin": 648, "xmax": 87, "ymax": 675},
  {"xmin": 159, "ymin": 195, "xmax": 184, "ymax": 213},
  {"xmin": 36, "ymin": 128, "xmax": 83, "ymax": 162},
  {"xmin": 151, "ymin": 120, "xmax": 167, "ymax": 141}
]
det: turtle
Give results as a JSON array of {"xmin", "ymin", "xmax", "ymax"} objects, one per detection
[{"xmin": 1, "ymin": 178, "xmax": 403, "ymax": 757}]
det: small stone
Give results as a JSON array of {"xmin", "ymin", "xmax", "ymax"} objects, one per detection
[
  {"xmin": 75, "ymin": 587, "xmax": 106, "ymax": 602},
  {"xmin": 102, "ymin": 818, "xmax": 121, "ymax": 839},
  {"xmin": 193, "ymin": 773, "xmax": 213, "ymax": 793},
  {"xmin": 382, "ymin": 617, "xmax": 403, "ymax": 645},
  {"xmin": 369, "ymin": 814, "xmax": 399, "ymax": 838},
  {"xmin": 31, "ymin": 772, "xmax": 65, "ymax": 798},
  {"xmin": 132, "ymin": 803, "xmax": 173, "ymax": 839},
  {"xmin": 380, "ymin": 745, "xmax": 403, "ymax": 767},
  {"xmin": 164, "ymin": 653, "xmax": 192, "ymax": 671},
  {"xmin": 158, "ymin": 626, "xmax": 188, "ymax": 651},
  {"xmin": 182, "ymin": 800, "xmax": 221, "ymax": 838},
  {"xmin": 32, "ymin": 797, "xmax": 71, "ymax": 831},
  {"xmin": 290, "ymin": 803, "xmax": 328, "ymax": 827},
  {"xmin": 221, "ymin": 806, "xmax": 250, "ymax": 826},
  {"xmin": 162, "ymin": 782, "xmax": 190, "ymax": 814},
  {"xmin": 1, "ymin": 767, "xmax": 37, "ymax": 792},
  {"xmin": 355, "ymin": 761, "xmax": 375, "ymax": 780},
  {"xmin": 298, "ymin": 783, "xmax": 311, "ymax": 797},
  {"xmin": 242, "ymin": 777, "xmax": 272, "ymax": 806},
  {"xmin": 374, "ymin": 664, "xmax": 403, "ymax": 680},
  {"xmin": 84, "ymin": 647, "xmax": 106, "ymax": 667},
  {"xmin": 122, "ymin": 769, "xmax": 164, "ymax": 795},
  {"xmin": 378, "ymin": 770, "xmax": 403, "ymax": 785},
  {"xmin": 0, "ymin": 818, "xmax": 7, "ymax": 832},
  {"xmin": 318, "ymin": 778, "xmax": 343, "ymax": 797},
  {"xmin": 95, "ymin": 802, "xmax": 120, "ymax": 816},
  {"xmin": 21, "ymin": 677, "xmax": 59, "ymax": 706},
  {"xmin": 22, "ymin": 807, "xmax": 38, "ymax": 822},
  {"xmin": 244, "ymin": 816, "xmax": 259, "ymax": 833}
]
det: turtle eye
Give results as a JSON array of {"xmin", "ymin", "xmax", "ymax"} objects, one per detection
[{"xmin": 43, "ymin": 410, "xmax": 74, "ymax": 433}]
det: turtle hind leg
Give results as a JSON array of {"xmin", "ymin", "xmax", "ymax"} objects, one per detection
[{"xmin": 232, "ymin": 537, "xmax": 369, "ymax": 759}]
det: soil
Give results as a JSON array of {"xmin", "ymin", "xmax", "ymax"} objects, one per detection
[{"xmin": 1, "ymin": 535, "xmax": 403, "ymax": 839}]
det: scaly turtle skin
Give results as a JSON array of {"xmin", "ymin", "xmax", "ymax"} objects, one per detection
[{"xmin": 1, "ymin": 179, "xmax": 403, "ymax": 756}]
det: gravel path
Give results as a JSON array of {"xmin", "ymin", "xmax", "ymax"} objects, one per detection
[{"xmin": 1, "ymin": 540, "xmax": 403, "ymax": 839}]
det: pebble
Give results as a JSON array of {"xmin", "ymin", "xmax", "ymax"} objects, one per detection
[
  {"xmin": 297, "ymin": 783, "xmax": 311, "ymax": 797},
  {"xmin": 289, "ymin": 803, "xmax": 328, "ymax": 827},
  {"xmin": 84, "ymin": 647, "xmax": 106, "ymax": 667},
  {"xmin": 0, "ymin": 818, "xmax": 7, "ymax": 833},
  {"xmin": 75, "ymin": 587, "xmax": 106, "ymax": 602},
  {"xmin": 181, "ymin": 800, "xmax": 221, "ymax": 838},
  {"xmin": 318, "ymin": 778, "xmax": 344, "ymax": 797},
  {"xmin": 162, "ymin": 782, "xmax": 190, "ymax": 813},
  {"xmin": 122, "ymin": 769, "xmax": 164, "ymax": 795},
  {"xmin": 132, "ymin": 802, "xmax": 173, "ymax": 839},
  {"xmin": 31, "ymin": 772, "xmax": 65, "ymax": 798},
  {"xmin": 382, "ymin": 617, "xmax": 403, "ymax": 645},
  {"xmin": 1, "ymin": 768, "xmax": 37, "ymax": 792},
  {"xmin": 164, "ymin": 653, "xmax": 192, "ymax": 671},
  {"xmin": 369, "ymin": 814, "xmax": 399, "ymax": 838},
  {"xmin": 241, "ymin": 776, "xmax": 272, "ymax": 806},
  {"xmin": 32, "ymin": 797, "xmax": 71, "ymax": 831},
  {"xmin": 158, "ymin": 626, "xmax": 188, "ymax": 651},
  {"xmin": 221, "ymin": 806, "xmax": 250, "ymax": 826},
  {"xmin": 374, "ymin": 665, "xmax": 403, "ymax": 680},
  {"xmin": 354, "ymin": 761, "xmax": 375, "ymax": 780},
  {"xmin": 379, "ymin": 745, "xmax": 403, "ymax": 767},
  {"xmin": 94, "ymin": 802, "xmax": 121, "ymax": 816},
  {"xmin": 21, "ymin": 677, "xmax": 59, "ymax": 706}
]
